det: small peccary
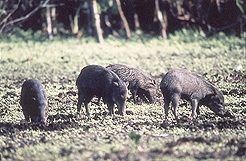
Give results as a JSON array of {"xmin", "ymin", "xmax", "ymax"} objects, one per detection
[
  {"xmin": 106, "ymin": 64, "xmax": 157, "ymax": 104},
  {"xmin": 20, "ymin": 79, "xmax": 48, "ymax": 124},
  {"xmin": 76, "ymin": 65, "xmax": 128, "ymax": 115},
  {"xmin": 160, "ymin": 69, "xmax": 233, "ymax": 121}
]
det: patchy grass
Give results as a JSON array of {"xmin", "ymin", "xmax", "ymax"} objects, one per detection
[{"xmin": 0, "ymin": 30, "xmax": 246, "ymax": 160}]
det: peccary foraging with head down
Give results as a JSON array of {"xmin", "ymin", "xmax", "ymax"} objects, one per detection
[
  {"xmin": 106, "ymin": 64, "xmax": 157, "ymax": 104},
  {"xmin": 160, "ymin": 69, "xmax": 234, "ymax": 121},
  {"xmin": 76, "ymin": 65, "xmax": 128, "ymax": 115},
  {"xmin": 20, "ymin": 79, "xmax": 48, "ymax": 124}
]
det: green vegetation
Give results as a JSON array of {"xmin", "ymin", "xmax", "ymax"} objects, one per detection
[{"xmin": 0, "ymin": 30, "xmax": 246, "ymax": 160}]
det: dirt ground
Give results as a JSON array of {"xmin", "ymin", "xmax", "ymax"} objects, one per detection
[{"xmin": 0, "ymin": 68, "xmax": 246, "ymax": 160}]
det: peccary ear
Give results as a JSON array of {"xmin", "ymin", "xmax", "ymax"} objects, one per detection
[{"xmin": 113, "ymin": 81, "xmax": 119, "ymax": 87}]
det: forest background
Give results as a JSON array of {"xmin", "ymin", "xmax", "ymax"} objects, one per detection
[{"xmin": 0, "ymin": 0, "xmax": 245, "ymax": 41}]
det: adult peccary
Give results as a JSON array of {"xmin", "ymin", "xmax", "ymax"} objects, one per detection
[
  {"xmin": 20, "ymin": 79, "xmax": 48, "ymax": 124},
  {"xmin": 106, "ymin": 64, "xmax": 157, "ymax": 104},
  {"xmin": 160, "ymin": 69, "xmax": 233, "ymax": 121},
  {"xmin": 76, "ymin": 65, "xmax": 128, "ymax": 115}
]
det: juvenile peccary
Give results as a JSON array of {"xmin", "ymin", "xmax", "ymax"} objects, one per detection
[
  {"xmin": 106, "ymin": 64, "xmax": 157, "ymax": 104},
  {"xmin": 76, "ymin": 65, "xmax": 128, "ymax": 115},
  {"xmin": 160, "ymin": 69, "xmax": 233, "ymax": 121},
  {"xmin": 20, "ymin": 79, "xmax": 48, "ymax": 124}
]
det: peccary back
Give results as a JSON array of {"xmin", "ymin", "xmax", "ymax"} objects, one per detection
[
  {"xmin": 160, "ymin": 69, "xmax": 228, "ymax": 121},
  {"xmin": 20, "ymin": 79, "xmax": 48, "ymax": 124},
  {"xmin": 76, "ymin": 65, "xmax": 128, "ymax": 115},
  {"xmin": 106, "ymin": 64, "xmax": 157, "ymax": 104}
]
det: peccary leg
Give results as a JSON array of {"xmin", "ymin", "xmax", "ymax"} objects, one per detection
[
  {"xmin": 196, "ymin": 106, "xmax": 200, "ymax": 116},
  {"xmin": 77, "ymin": 101, "xmax": 82, "ymax": 113},
  {"xmin": 191, "ymin": 99, "xmax": 198, "ymax": 119},
  {"xmin": 77, "ymin": 93, "xmax": 85, "ymax": 113},
  {"xmin": 107, "ymin": 102, "xmax": 114, "ymax": 115},
  {"xmin": 129, "ymin": 85, "xmax": 138, "ymax": 103},
  {"xmin": 23, "ymin": 109, "xmax": 30, "ymax": 122},
  {"xmin": 171, "ymin": 94, "xmax": 180, "ymax": 121},
  {"xmin": 130, "ymin": 88, "xmax": 138, "ymax": 103},
  {"xmin": 84, "ymin": 96, "xmax": 93, "ymax": 115},
  {"xmin": 164, "ymin": 97, "xmax": 170, "ymax": 119}
]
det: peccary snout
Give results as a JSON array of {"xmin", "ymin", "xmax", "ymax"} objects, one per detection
[
  {"xmin": 204, "ymin": 90, "xmax": 226, "ymax": 117},
  {"xmin": 31, "ymin": 105, "xmax": 48, "ymax": 124}
]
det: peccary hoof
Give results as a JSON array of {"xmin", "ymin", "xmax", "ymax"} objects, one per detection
[{"xmin": 223, "ymin": 110, "xmax": 235, "ymax": 118}]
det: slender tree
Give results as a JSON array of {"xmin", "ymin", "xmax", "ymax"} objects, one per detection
[
  {"xmin": 155, "ymin": 0, "xmax": 167, "ymax": 39},
  {"xmin": 115, "ymin": 0, "xmax": 131, "ymax": 39},
  {"xmin": 51, "ymin": 7, "xmax": 57, "ymax": 35},
  {"xmin": 92, "ymin": 0, "xmax": 104, "ymax": 43},
  {"xmin": 73, "ymin": 5, "xmax": 81, "ymax": 34},
  {"xmin": 46, "ymin": 5, "xmax": 53, "ymax": 40}
]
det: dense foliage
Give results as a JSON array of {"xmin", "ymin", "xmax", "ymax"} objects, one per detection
[{"xmin": 0, "ymin": 0, "xmax": 245, "ymax": 40}]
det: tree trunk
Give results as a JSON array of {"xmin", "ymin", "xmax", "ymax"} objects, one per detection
[
  {"xmin": 177, "ymin": 0, "xmax": 182, "ymax": 15},
  {"xmin": 86, "ymin": 0, "xmax": 92, "ymax": 37},
  {"xmin": 51, "ymin": 7, "xmax": 57, "ymax": 35},
  {"xmin": 134, "ymin": 13, "xmax": 140, "ymax": 30},
  {"xmin": 155, "ymin": 0, "xmax": 167, "ymax": 39},
  {"xmin": 69, "ymin": 14, "xmax": 74, "ymax": 33},
  {"xmin": 115, "ymin": 0, "xmax": 131, "ymax": 39},
  {"xmin": 163, "ymin": 10, "xmax": 168, "ymax": 37},
  {"xmin": 73, "ymin": 5, "xmax": 81, "ymax": 34},
  {"xmin": 92, "ymin": 0, "xmax": 103, "ymax": 43},
  {"xmin": 46, "ymin": 6, "xmax": 53, "ymax": 40}
]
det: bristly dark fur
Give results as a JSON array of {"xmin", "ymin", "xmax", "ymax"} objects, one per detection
[
  {"xmin": 20, "ymin": 79, "xmax": 48, "ymax": 124},
  {"xmin": 160, "ymin": 69, "xmax": 227, "ymax": 121},
  {"xmin": 106, "ymin": 64, "xmax": 157, "ymax": 104},
  {"xmin": 76, "ymin": 65, "xmax": 128, "ymax": 115}
]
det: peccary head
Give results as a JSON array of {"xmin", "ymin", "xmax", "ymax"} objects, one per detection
[
  {"xmin": 206, "ymin": 89, "xmax": 226, "ymax": 117},
  {"xmin": 140, "ymin": 79, "xmax": 157, "ymax": 103},
  {"xmin": 30, "ymin": 98, "xmax": 48, "ymax": 124},
  {"xmin": 111, "ymin": 81, "xmax": 128, "ymax": 115}
]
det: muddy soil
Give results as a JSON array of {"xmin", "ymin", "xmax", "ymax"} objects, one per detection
[{"xmin": 1, "ymin": 69, "xmax": 246, "ymax": 160}]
